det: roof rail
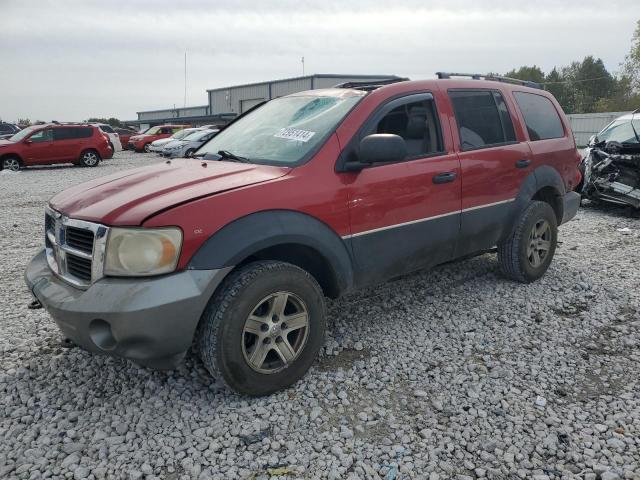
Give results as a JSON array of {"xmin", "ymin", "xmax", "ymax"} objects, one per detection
[
  {"xmin": 334, "ymin": 77, "xmax": 410, "ymax": 91},
  {"xmin": 435, "ymin": 72, "xmax": 541, "ymax": 89}
]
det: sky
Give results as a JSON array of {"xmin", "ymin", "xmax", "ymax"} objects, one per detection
[{"xmin": 1, "ymin": 0, "xmax": 639, "ymax": 123}]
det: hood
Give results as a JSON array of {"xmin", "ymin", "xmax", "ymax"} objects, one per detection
[
  {"xmin": 152, "ymin": 138, "xmax": 174, "ymax": 146},
  {"xmin": 163, "ymin": 140, "xmax": 184, "ymax": 149},
  {"xmin": 49, "ymin": 159, "xmax": 290, "ymax": 225},
  {"xmin": 0, "ymin": 139, "xmax": 15, "ymax": 146}
]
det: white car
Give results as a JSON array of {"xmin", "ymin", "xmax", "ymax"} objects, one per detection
[
  {"xmin": 161, "ymin": 129, "xmax": 219, "ymax": 158},
  {"xmin": 92, "ymin": 124, "xmax": 122, "ymax": 152},
  {"xmin": 148, "ymin": 128, "xmax": 202, "ymax": 153}
]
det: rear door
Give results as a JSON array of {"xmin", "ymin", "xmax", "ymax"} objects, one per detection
[
  {"xmin": 344, "ymin": 92, "xmax": 462, "ymax": 286},
  {"xmin": 448, "ymin": 89, "xmax": 532, "ymax": 257},
  {"xmin": 52, "ymin": 127, "xmax": 82, "ymax": 162},
  {"xmin": 24, "ymin": 128, "xmax": 55, "ymax": 164}
]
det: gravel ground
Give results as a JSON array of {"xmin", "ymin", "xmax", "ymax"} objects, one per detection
[{"xmin": 1, "ymin": 151, "xmax": 639, "ymax": 480}]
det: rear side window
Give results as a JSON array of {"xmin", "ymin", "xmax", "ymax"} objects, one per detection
[
  {"xmin": 513, "ymin": 92, "xmax": 564, "ymax": 141},
  {"xmin": 99, "ymin": 125, "xmax": 115, "ymax": 133},
  {"xmin": 365, "ymin": 96, "xmax": 444, "ymax": 159},
  {"xmin": 53, "ymin": 127, "xmax": 93, "ymax": 140},
  {"xmin": 449, "ymin": 90, "xmax": 516, "ymax": 151}
]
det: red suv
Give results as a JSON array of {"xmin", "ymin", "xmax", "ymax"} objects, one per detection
[
  {"xmin": 0, "ymin": 124, "xmax": 112, "ymax": 171},
  {"xmin": 128, "ymin": 125, "xmax": 190, "ymax": 152},
  {"xmin": 25, "ymin": 74, "xmax": 581, "ymax": 395}
]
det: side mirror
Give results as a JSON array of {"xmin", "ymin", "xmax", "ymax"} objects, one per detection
[{"xmin": 359, "ymin": 134, "xmax": 407, "ymax": 165}]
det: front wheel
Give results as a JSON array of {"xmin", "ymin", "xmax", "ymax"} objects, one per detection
[
  {"xmin": 143, "ymin": 143, "xmax": 151, "ymax": 153},
  {"xmin": 79, "ymin": 149, "xmax": 100, "ymax": 167},
  {"xmin": 497, "ymin": 201, "xmax": 558, "ymax": 283},
  {"xmin": 2, "ymin": 156, "xmax": 21, "ymax": 171},
  {"xmin": 197, "ymin": 261, "xmax": 326, "ymax": 396}
]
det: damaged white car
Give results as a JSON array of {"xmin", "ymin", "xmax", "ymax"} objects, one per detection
[{"xmin": 580, "ymin": 110, "xmax": 640, "ymax": 209}]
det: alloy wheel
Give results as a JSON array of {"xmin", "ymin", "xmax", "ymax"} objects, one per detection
[
  {"xmin": 83, "ymin": 152, "xmax": 98, "ymax": 166},
  {"xmin": 3, "ymin": 158, "xmax": 20, "ymax": 171},
  {"xmin": 527, "ymin": 219, "xmax": 551, "ymax": 268},
  {"xmin": 241, "ymin": 291, "xmax": 310, "ymax": 374}
]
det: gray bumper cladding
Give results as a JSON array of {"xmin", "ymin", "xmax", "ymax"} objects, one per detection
[
  {"xmin": 24, "ymin": 250, "xmax": 230, "ymax": 369},
  {"xmin": 561, "ymin": 191, "xmax": 581, "ymax": 225}
]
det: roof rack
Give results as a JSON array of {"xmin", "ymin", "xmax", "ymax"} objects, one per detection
[
  {"xmin": 334, "ymin": 77, "xmax": 410, "ymax": 91},
  {"xmin": 435, "ymin": 72, "xmax": 542, "ymax": 89}
]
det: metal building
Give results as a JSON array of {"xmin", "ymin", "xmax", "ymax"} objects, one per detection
[
  {"xmin": 128, "ymin": 73, "xmax": 402, "ymax": 129},
  {"xmin": 566, "ymin": 111, "xmax": 631, "ymax": 147},
  {"xmin": 207, "ymin": 73, "xmax": 402, "ymax": 115}
]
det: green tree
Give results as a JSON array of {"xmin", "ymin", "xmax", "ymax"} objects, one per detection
[
  {"xmin": 504, "ymin": 65, "xmax": 546, "ymax": 84},
  {"xmin": 543, "ymin": 68, "xmax": 573, "ymax": 113},
  {"xmin": 623, "ymin": 19, "xmax": 640, "ymax": 92}
]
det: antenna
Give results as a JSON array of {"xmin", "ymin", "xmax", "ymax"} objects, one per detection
[
  {"xmin": 184, "ymin": 52, "xmax": 187, "ymax": 107},
  {"xmin": 301, "ymin": 56, "xmax": 305, "ymax": 76}
]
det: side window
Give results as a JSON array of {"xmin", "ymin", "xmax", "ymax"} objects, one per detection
[
  {"xmin": 75, "ymin": 127, "xmax": 93, "ymax": 138},
  {"xmin": 449, "ymin": 90, "xmax": 516, "ymax": 151},
  {"xmin": 513, "ymin": 92, "xmax": 564, "ymax": 141},
  {"xmin": 53, "ymin": 127, "xmax": 72, "ymax": 140},
  {"xmin": 100, "ymin": 125, "xmax": 115, "ymax": 133},
  {"xmin": 366, "ymin": 97, "xmax": 444, "ymax": 159},
  {"xmin": 29, "ymin": 129, "xmax": 53, "ymax": 143}
]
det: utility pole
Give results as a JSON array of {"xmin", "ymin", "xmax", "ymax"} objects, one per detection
[
  {"xmin": 184, "ymin": 52, "xmax": 187, "ymax": 107},
  {"xmin": 301, "ymin": 56, "xmax": 305, "ymax": 76}
]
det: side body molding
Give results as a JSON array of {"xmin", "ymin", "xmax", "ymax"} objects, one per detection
[{"xmin": 188, "ymin": 210, "xmax": 355, "ymax": 295}]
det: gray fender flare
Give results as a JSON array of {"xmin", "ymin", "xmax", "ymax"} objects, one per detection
[
  {"xmin": 188, "ymin": 210, "xmax": 355, "ymax": 295},
  {"xmin": 504, "ymin": 166, "xmax": 566, "ymax": 239}
]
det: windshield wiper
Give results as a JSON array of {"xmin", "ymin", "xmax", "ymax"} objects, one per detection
[{"xmin": 217, "ymin": 150, "xmax": 250, "ymax": 163}]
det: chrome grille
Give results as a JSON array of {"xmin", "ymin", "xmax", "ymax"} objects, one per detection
[{"xmin": 45, "ymin": 206, "xmax": 109, "ymax": 289}]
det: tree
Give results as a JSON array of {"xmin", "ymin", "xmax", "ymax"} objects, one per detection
[
  {"xmin": 504, "ymin": 65, "xmax": 546, "ymax": 84},
  {"xmin": 86, "ymin": 117, "xmax": 123, "ymax": 127},
  {"xmin": 561, "ymin": 56, "xmax": 616, "ymax": 113},
  {"xmin": 623, "ymin": 19, "xmax": 640, "ymax": 92},
  {"xmin": 544, "ymin": 68, "xmax": 573, "ymax": 113}
]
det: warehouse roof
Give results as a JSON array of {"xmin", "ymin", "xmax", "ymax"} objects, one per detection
[{"xmin": 205, "ymin": 73, "xmax": 403, "ymax": 92}]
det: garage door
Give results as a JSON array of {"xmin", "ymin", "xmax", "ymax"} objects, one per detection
[{"xmin": 240, "ymin": 98, "xmax": 265, "ymax": 113}]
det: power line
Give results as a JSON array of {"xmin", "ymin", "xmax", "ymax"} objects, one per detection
[{"xmin": 540, "ymin": 75, "xmax": 612, "ymax": 85}]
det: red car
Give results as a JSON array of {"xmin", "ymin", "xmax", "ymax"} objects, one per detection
[
  {"xmin": 128, "ymin": 125, "xmax": 190, "ymax": 152},
  {"xmin": 26, "ymin": 74, "xmax": 581, "ymax": 395},
  {"xmin": 0, "ymin": 124, "xmax": 113, "ymax": 171},
  {"xmin": 114, "ymin": 128, "xmax": 138, "ymax": 150}
]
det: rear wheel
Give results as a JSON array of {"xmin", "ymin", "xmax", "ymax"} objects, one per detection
[
  {"xmin": 2, "ymin": 156, "xmax": 21, "ymax": 171},
  {"xmin": 198, "ymin": 261, "xmax": 326, "ymax": 396},
  {"xmin": 497, "ymin": 201, "xmax": 558, "ymax": 283},
  {"xmin": 79, "ymin": 149, "xmax": 100, "ymax": 167}
]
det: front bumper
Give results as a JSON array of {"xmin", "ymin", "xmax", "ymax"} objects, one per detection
[
  {"xmin": 25, "ymin": 250, "xmax": 231, "ymax": 369},
  {"xmin": 561, "ymin": 191, "xmax": 581, "ymax": 224}
]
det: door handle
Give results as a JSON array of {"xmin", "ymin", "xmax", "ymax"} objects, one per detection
[
  {"xmin": 432, "ymin": 172, "xmax": 457, "ymax": 184},
  {"xmin": 515, "ymin": 158, "xmax": 531, "ymax": 169}
]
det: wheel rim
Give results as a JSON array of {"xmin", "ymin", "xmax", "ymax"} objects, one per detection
[
  {"xmin": 241, "ymin": 291, "xmax": 310, "ymax": 374},
  {"xmin": 527, "ymin": 219, "xmax": 551, "ymax": 268},
  {"xmin": 83, "ymin": 152, "xmax": 98, "ymax": 166},
  {"xmin": 144, "ymin": 144, "xmax": 151, "ymax": 152},
  {"xmin": 4, "ymin": 158, "xmax": 19, "ymax": 171}
]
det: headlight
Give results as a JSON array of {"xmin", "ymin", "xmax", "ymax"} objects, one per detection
[{"xmin": 104, "ymin": 227, "xmax": 182, "ymax": 276}]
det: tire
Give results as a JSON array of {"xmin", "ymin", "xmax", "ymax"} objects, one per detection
[
  {"xmin": 2, "ymin": 156, "xmax": 21, "ymax": 171},
  {"xmin": 198, "ymin": 261, "xmax": 326, "ymax": 396},
  {"xmin": 79, "ymin": 149, "xmax": 100, "ymax": 167},
  {"xmin": 497, "ymin": 201, "xmax": 558, "ymax": 283},
  {"xmin": 185, "ymin": 149, "xmax": 195, "ymax": 158},
  {"xmin": 143, "ymin": 143, "xmax": 151, "ymax": 153}
]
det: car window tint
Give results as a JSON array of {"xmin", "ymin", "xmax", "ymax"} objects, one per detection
[
  {"xmin": 100, "ymin": 125, "xmax": 115, "ymax": 133},
  {"xmin": 369, "ymin": 98, "xmax": 444, "ymax": 158},
  {"xmin": 449, "ymin": 90, "xmax": 514, "ymax": 150},
  {"xmin": 513, "ymin": 91, "xmax": 564, "ymax": 141},
  {"xmin": 30, "ymin": 129, "xmax": 53, "ymax": 143},
  {"xmin": 0, "ymin": 124, "xmax": 11, "ymax": 133}
]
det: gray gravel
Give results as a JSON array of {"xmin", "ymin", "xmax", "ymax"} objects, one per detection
[{"xmin": 1, "ymin": 151, "xmax": 639, "ymax": 479}]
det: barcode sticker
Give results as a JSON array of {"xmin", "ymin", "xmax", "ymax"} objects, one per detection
[{"xmin": 274, "ymin": 128, "xmax": 316, "ymax": 143}]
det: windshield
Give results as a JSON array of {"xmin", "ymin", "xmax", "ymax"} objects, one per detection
[
  {"xmin": 597, "ymin": 118, "xmax": 640, "ymax": 144},
  {"xmin": 183, "ymin": 130, "xmax": 213, "ymax": 141},
  {"xmin": 145, "ymin": 126, "xmax": 162, "ymax": 135},
  {"xmin": 196, "ymin": 93, "xmax": 364, "ymax": 165},
  {"xmin": 171, "ymin": 129, "xmax": 195, "ymax": 140},
  {"xmin": 9, "ymin": 126, "xmax": 38, "ymax": 142}
]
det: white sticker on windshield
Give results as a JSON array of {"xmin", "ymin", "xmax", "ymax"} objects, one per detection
[{"xmin": 274, "ymin": 127, "xmax": 316, "ymax": 143}]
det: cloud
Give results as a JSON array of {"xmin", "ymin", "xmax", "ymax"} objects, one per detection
[{"xmin": 1, "ymin": 0, "xmax": 638, "ymax": 121}]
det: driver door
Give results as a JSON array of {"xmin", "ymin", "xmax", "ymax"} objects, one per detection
[{"xmin": 24, "ymin": 128, "xmax": 55, "ymax": 164}]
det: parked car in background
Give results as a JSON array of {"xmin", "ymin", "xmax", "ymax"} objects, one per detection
[
  {"xmin": 0, "ymin": 124, "xmax": 112, "ymax": 170},
  {"xmin": 148, "ymin": 128, "xmax": 202, "ymax": 153},
  {"xmin": 0, "ymin": 123, "xmax": 21, "ymax": 140},
  {"xmin": 128, "ymin": 125, "xmax": 190, "ymax": 152},
  {"xmin": 162, "ymin": 128, "xmax": 219, "ymax": 158},
  {"xmin": 91, "ymin": 124, "xmax": 122, "ymax": 152},
  {"xmin": 114, "ymin": 127, "xmax": 137, "ymax": 150},
  {"xmin": 579, "ymin": 110, "xmax": 640, "ymax": 209},
  {"xmin": 25, "ymin": 74, "xmax": 581, "ymax": 395}
]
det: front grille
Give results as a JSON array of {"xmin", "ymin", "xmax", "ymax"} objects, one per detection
[
  {"xmin": 66, "ymin": 226, "xmax": 94, "ymax": 254},
  {"xmin": 44, "ymin": 207, "xmax": 108, "ymax": 289},
  {"xmin": 66, "ymin": 254, "xmax": 92, "ymax": 281}
]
